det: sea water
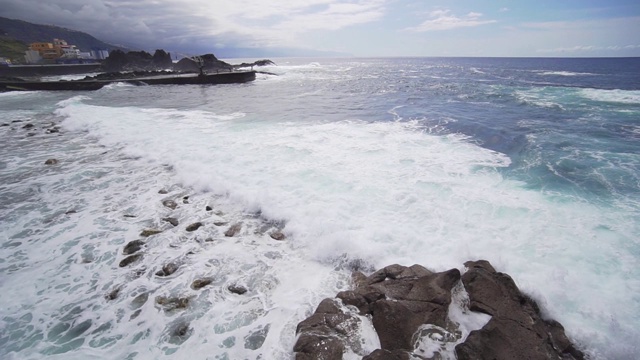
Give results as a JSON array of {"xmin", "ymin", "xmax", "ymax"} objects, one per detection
[{"xmin": 0, "ymin": 57, "xmax": 638, "ymax": 359}]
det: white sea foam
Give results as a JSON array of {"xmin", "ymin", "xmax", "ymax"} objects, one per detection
[
  {"xmin": 536, "ymin": 71, "xmax": 598, "ymax": 76},
  {"xmin": 579, "ymin": 88, "xmax": 640, "ymax": 105},
  {"xmin": 45, "ymin": 94, "xmax": 640, "ymax": 358},
  {"xmin": 514, "ymin": 88, "xmax": 565, "ymax": 109}
]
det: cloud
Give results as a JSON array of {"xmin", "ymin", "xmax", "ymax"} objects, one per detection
[
  {"xmin": 405, "ymin": 9, "xmax": 497, "ymax": 32},
  {"xmin": 0, "ymin": 0, "xmax": 387, "ymax": 53},
  {"xmin": 499, "ymin": 8, "xmax": 509, "ymax": 12}
]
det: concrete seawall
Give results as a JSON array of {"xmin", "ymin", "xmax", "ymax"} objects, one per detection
[{"xmin": 0, "ymin": 63, "xmax": 103, "ymax": 78}]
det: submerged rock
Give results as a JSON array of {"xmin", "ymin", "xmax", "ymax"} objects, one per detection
[
  {"xmin": 123, "ymin": 240, "xmax": 145, "ymax": 255},
  {"xmin": 119, "ymin": 254, "xmax": 143, "ymax": 267},
  {"xmin": 162, "ymin": 217, "xmax": 179, "ymax": 226},
  {"xmin": 44, "ymin": 158, "xmax": 58, "ymax": 165},
  {"xmin": 158, "ymin": 189, "xmax": 169, "ymax": 194},
  {"xmin": 123, "ymin": 214, "xmax": 136, "ymax": 218},
  {"xmin": 186, "ymin": 222, "xmax": 203, "ymax": 232},
  {"xmin": 269, "ymin": 231, "xmax": 286, "ymax": 241},
  {"xmin": 156, "ymin": 262, "xmax": 179, "ymax": 277},
  {"xmin": 192, "ymin": 278, "xmax": 213, "ymax": 290},
  {"xmin": 131, "ymin": 292, "xmax": 149, "ymax": 309},
  {"xmin": 224, "ymin": 223, "xmax": 242, "ymax": 237},
  {"xmin": 65, "ymin": 210, "xmax": 77, "ymax": 215},
  {"xmin": 140, "ymin": 229, "xmax": 162, "ymax": 237},
  {"xmin": 213, "ymin": 221, "xmax": 228, "ymax": 226},
  {"xmin": 228, "ymin": 284, "xmax": 247, "ymax": 295},
  {"xmin": 22, "ymin": 123, "xmax": 34, "ymax": 129},
  {"xmin": 162, "ymin": 199, "xmax": 177, "ymax": 209},
  {"xmin": 106, "ymin": 287, "xmax": 120, "ymax": 301},
  {"xmin": 155, "ymin": 296, "xmax": 190, "ymax": 311},
  {"xmin": 173, "ymin": 322, "xmax": 190, "ymax": 337}
]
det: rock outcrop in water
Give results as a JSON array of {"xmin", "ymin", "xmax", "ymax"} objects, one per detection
[{"xmin": 294, "ymin": 261, "xmax": 584, "ymax": 360}]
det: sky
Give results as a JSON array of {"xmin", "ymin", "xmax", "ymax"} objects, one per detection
[{"xmin": 1, "ymin": 0, "xmax": 639, "ymax": 58}]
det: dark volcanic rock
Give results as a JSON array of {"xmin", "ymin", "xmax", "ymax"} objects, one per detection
[
  {"xmin": 119, "ymin": 254, "xmax": 142, "ymax": 267},
  {"xmin": 156, "ymin": 262, "xmax": 179, "ymax": 277},
  {"xmin": 362, "ymin": 349, "xmax": 411, "ymax": 360},
  {"xmin": 162, "ymin": 199, "xmax": 178, "ymax": 209},
  {"xmin": 294, "ymin": 261, "xmax": 583, "ymax": 360},
  {"xmin": 205, "ymin": 205, "xmax": 212, "ymax": 211},
  {"xmin": 228, "ymin": 284, "xmax": 247, "ymax": 295},
  {"xmin": 123, "ymin": 240, "xmax": 145, "ymax": 255},
  {"xmin": 455, "ymin": 260, "xmax": 584, "ymax": 360},
  {"xmin": 186, "ymin": 222, "xmax": 203, "ymax": 232},
  {"xmin": 293, "ymin": 298, "xmax": 361, "ymax": 360},
  {"xmin": 224, "ymin": 223, "xmax": 242, "ymax": 237},
  {"xmin": 162, "ymin": 217, "xmax": 179, "ymax": 226},
  {"xmin": 44, "ymin": 158, "xmax": 58, "ymax": 165},
  {"xmin": 191, "ymin": 278, "xmax": 213, "ymax": 290}
]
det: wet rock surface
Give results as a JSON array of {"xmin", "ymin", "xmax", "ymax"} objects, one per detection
[
  {"xmin": 191, "ymin": 278, "xmax": 213, "ymax": 290},
  {"xmin": 228, "ymin": 284, "xmax": 247, "ymax": 295},
  {"xmin": 123, "ymin": 240, "xmax": 145, "ymax": 255},
  {"xmin": 455, "ymin": 260, "xmax": 584, "ymax": 360},
  {"xmin": 294, "ymin": 261, "xmax": 584, "ymax": 360},
  {"xmin": 185, "ymin": 222, "xmax": 203, "ymax": 232},
  {"xmin": 156, "ymin": 262, "xmax": 179, "ymax": 277},
  {"xmin": 140, "ymin": 229, "xmax": 162, "ymax": 237},
  {"xmin": 162, "ymin": 217, "xmax": 179, "ymax": 226},
  {"xmin": 269, "ymin": 231, "xmax": 286, "ymax": 241},
  {"xmin": 162, "ymin": 199, "xmax": 177, "ymax": 209},
  {"xmin": 224, "ymin": 223, "xmax": 242, "ymax": 237},
  {"xmin": 119, "ymin": 254, "xmax": 142, "ymax": 267},
  {"xmin": 44, "ymin": 158, "xmax": 58, "ymax": 165}
]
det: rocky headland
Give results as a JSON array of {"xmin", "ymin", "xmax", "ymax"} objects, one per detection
[{"xmin": 294, "ymin": 261, "xmax": 584, "ymax": 360}]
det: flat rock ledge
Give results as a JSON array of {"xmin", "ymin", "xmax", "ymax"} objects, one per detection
[{"xmin": 294, "ymin": 260, "xmax": 584, "ymax": 360}]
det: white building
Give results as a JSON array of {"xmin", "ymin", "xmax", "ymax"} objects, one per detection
[{"xmin": 24, "ymin": 50, "xmax": 42, "ymax": 64}]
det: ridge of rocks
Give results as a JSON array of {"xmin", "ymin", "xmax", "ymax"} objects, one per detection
[{"xmin": 294, "ymin": 261, "xmax": 584, "ymax": 360}]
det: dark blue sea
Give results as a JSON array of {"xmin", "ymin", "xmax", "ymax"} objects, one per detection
[{"xmin": 1, "ymin": 57, "xmax": 639, "ymax": 359}]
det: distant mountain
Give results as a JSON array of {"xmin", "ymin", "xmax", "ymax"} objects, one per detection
[{"xmin": 0, "ymin": 16, "xmax": 127, "ymax": 60}]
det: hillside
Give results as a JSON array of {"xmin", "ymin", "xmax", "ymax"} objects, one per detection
[
  {"xmin": 0, "ymin": 16, "xmax": 126, "ymax": 60},
  {"xmin": 0, "ymin": 35, "xmax": 28, "ymax": 63}
]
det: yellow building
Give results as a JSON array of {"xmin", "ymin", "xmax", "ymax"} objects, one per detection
[{"xmin": 29, "ymin": 42, "xmax": 59, "ymax": 60}]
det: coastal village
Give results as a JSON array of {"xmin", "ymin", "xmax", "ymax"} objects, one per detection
[{"xmin": 0, "ymin": 38, "xmax": 108, "ymax": 65}]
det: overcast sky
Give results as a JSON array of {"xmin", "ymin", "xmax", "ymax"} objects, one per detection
[{"xmin": 1, "ymin": 0, "xmax": 639, "ymax": 58}]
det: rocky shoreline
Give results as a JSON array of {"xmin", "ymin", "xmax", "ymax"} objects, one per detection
[
  {"xmin": 4, "ymin": 117, "xmax": 586, "ymax": 359},
  {"xmin": 294, "ymin": 261, "xmax": 585, "ymax": 360}
]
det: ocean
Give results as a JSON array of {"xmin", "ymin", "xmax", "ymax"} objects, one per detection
[{"xmin": 0, "ymin": 57, "xmax": 638, "ymax": 359}]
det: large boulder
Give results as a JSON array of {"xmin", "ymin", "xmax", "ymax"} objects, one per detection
[
  {"xmin": 294, "ymin": 261, "xmax": 584, "ymax": 360},
  {"xmin": 455, "ymin": 260, "xmax": 584, "ymax": 360}
]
